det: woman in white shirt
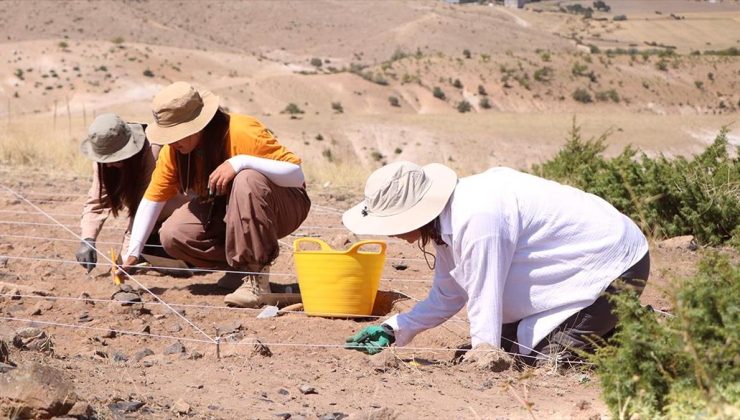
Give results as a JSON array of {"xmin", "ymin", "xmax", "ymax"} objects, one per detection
[{"xmin": 342, "ymin": 161, "xmax": 650, "ymax": 365}]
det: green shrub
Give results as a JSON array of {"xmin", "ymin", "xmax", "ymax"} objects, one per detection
[
  {"xmin": 331, "ymin": 102, "xmax": 344, "ymax": 113},
  {"xmin": 315, "ymin": 134, "xmax": 324, "ymax": 141},
  {"xmin": 370, "ymin": 150, "xmax": 384, "ymax": 162},
  {"xmin": 694, "ymin": 80, "xmax": 704, "ymax": 90},
  {"xmin": 452, "ymin": 78, "xmax": 463, "ymax": 89},
  {"xmin": 656, "ymin": 59, "xmax": 669, "ymax": 71},
  {"xmin": 572, "ymin": 88, "xmax": 593, "ymax": 103},
  {"xmin": 394, "ymin": 147, "xmax": 403, "ymax": 155},
  {"xmin": 703, "ymin": 47, "xmax": 740, "ymax": 56},
  {"xmin": 111, "ymin": 36, "xmax": 125, "ymax": 44},
  {"xmin": 613, "ymin": 14, "xmax": 627, "ymax": 21},
  {"xmin": 388, "ymin": 96, "xmax": 400, "ymax": 107},
  {"xmin": 533, "ymin": 66, "xmax": 553, "ymax": 82},
  {"xmin": 390, "ymin": 48, "xmax": 408, "ymax": 62},
  {"xmin": 593, "ymin": 1, "xmax": 610, "ymax": 12},
  {"xmin": 457, "ymin": 100, "xmax": 472, "ymax": 113},
  {"xmin": 479, "ymin": 97, "xmax": 491, "ymax": 109},
  {"xmin": 322, "ymin": 148, "xmax": 333, "ymax": 162},
  {"xmin": 462, "ymin": 49, "xmax": 471, "ymax": 59},
  {"xmin": 477, "ymin": 84, "xmax": 487, "ymax": 96},
  {"xmin": 532, "ymin": 119, "xmax": 739, "ymax": 245},
  {"xmin": 282, "ymin": 103, "xmax": 304, "ymax": 115},
  {"xmin": 142, "ymin": 69, "xmax": 155, "ymax": 77},
  {"xmin": 595, "ymin": 89, "xmax": 620, "ymax": 103},
  {"xmin": 593, "ymin": 252, "xmax": 739, "ymax": 418},
  {"xmin": 58, "ymin": 41, "xmax": 68, "ymax": 49},
  {"xmin": 310, "ymin": 57, "xmax": 322, "ymax": 67},
  {"xmin": 432, "ymin": 86, "xmax": 446, "ymax": 100}
]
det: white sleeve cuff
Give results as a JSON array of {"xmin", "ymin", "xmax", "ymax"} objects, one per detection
[
  {"xmin": 227, "ymin": 155, "xmax": 305, "ymax": 188},
  {"xmin": 124, "ymin": 198, "xmax": 165, "ymax": 259}
]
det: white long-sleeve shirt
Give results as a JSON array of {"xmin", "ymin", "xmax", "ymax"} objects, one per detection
[{"xmin": 384, "ymin": 167, "xmax": 648, "ymax": 354}]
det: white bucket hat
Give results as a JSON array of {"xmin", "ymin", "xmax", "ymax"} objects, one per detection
[
  {"xmin": 79, "ymin": 113, "xmax": 145, "ymax": 163},
  {"xmin": 146, "ymin": 81, "xmax": 220, "ymax": 145},
  {"xmin": 343, "ymin": 161, "xmax": 457, "ymax": 236}
]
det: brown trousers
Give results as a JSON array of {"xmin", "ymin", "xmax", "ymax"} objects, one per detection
[
  {"xmin": 502, "ymin": 251, "xmax": 651, "ymax": 364},
  {"xmin": 159, "ymin": 169, "xmax": 311, "ymax": 269}
]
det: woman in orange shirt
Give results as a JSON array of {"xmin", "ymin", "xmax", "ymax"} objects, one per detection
[{"xmin": 121, "ymin": 82, "xmax": 311, "ymax": 308}]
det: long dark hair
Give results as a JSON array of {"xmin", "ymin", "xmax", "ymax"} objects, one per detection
[
  {"xmin": 417, "ymin": 217, "xmax": 445, "ymax": 270},
  {"xmin": 419, "ymin": 217, "xmax": 445, "ymax": 248},
  {"xmin": 176, "ymin": 109, "xmax": 230, "ymax": 197},
  {"xmin": 97, "ymin": 143, "xmax": 147, "ymax": 218}
]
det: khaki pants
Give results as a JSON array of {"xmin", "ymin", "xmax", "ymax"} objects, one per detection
[{"xmin": 159, "ymin": 169, "xmax": 311, "ymax": 269}]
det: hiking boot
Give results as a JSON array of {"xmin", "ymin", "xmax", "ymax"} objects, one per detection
[
  {"xmin": 216, "ymin": 272, "xmax": 244, "ymax": 290},
  {"xmin": 224, "ymin": 266, "xmax": 301, "ymax": 308}
]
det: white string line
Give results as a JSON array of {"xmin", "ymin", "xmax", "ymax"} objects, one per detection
[
  {"xmin": 0, "ymin": 220, "xmax": 126, "ymax": 230},
  {"xmin": 0, "ymin": 218, "xmax": 385, "ymax": 233},
  {"xmin": 0, "ymin": 315, "xmax": 593, "ymax": 364},
  {"xmin": 0, "ymin": 209, "xmax": 81, "ymax": 218},
  {"xmin": 0, "ymin": 232, "xmax": 426, "ymax": 262},
  {"xmin": 0, "ymin": 292, "xmax": 401, "ymax": 320},
  {"xmin": 0, "ymin": 233, "xmax": 165, "ymax": 248},
  {"xmin": 0, "ymin": 185, "xmax": 216, "ymax": 344},
  {"xmin": 1, "ymin": 191, "xmax": 87, "ymax": 198},
  {"xmin": 1, "ymin": 316, "xmax": 214, "ymax": 344},
  {"xmin": 0, "ymin": 254, "xmax": 435, "ymax": 283}
]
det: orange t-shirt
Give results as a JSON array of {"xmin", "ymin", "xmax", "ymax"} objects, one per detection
[{"xmin": 144, "ymin": 114, "xmax": 301, "ymax": 202}]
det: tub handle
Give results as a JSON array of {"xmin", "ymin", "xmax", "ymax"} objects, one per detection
[
  {"xmin": 293, "ymin": 238, "xmax": 333, "ymax": 252},
  {"xmin": 347, "ymin": 240, "xmax": 387, "ymax": 255}
]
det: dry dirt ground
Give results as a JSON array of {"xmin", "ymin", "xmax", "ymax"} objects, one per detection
[
  {"xmin": 0, "ymin": 0, "xmax": 736, "ymax": 418},
  {"xmin": 0, "ymin": 167, "xmax": 702, "ymax": 419}
]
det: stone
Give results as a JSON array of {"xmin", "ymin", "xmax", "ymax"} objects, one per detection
[
  {"xmin": 391, "ymin": 262, "xmax": 408, "ymax": 271},
  {"xmin": 275, "ymin": 413, "xmax": 292, "ymax": 419},
  {"xmin": 113, "ymin": 292, "xmax": 141, "ymax": 305},
  {"xmin": 298, "ymin": 384, "xmax": 317, "ymax": 395},
  {"xmin": 320, "ymin": 413, "xmax": 348, "ymax": 420},
  {"xmin": 78, "ymin": 312, "xmax": 93, "ymax": 323},
  {"xmin": 67, "ymin": 401, "xmax": 94, "ymax": 418},
  {"xmin": 347, "ymin": 407, "xmax": 399, "ymax": 420},
  {"xmin": 277, "ymin": 388, "xmax": 290, "ymax": 396},
  {"xmin": 217, "ymin": 321, "xmax": 243, "ymax": 335},
  {"xmin": 164, "ymin": 341, "xmax": 185, "ymax": 355},
  {"xmin": 108, "ymin": 400, "xmax": 145, "ymax": 414},
  {"xmin": 0, "ymin": 364, "xmax": 78, "ymax": 418},
  {"xmin": 369, "ymin": 351, "xmax": 399, "ymax": 373},
  {"xmin": 0, "ymin": 338, "xmax": 10, "ymax": 363},
  {"xmin": 133, "ymin": 348, "xmax": 154, "ymax": 362},
  {"xmin": 112, "ymin": 351, "xmax": 128, "ymax": 362},
  {"xmin": 119, "ymin": 284, "xmax": 134, "ymax": 293},
  {"xmin": 12, "ymin": 327, "xmax": 53, "ymax": 353},
  {"xmin": 171, "ymin": 398, "xmax": 191, "ymax": 415},
  {"xmin": 0, "ymin": 363, "xmax": 15, "ymax": 373},
  {"xmin": 658, "ymin": 235, "xmax": 697, "ymax": 251},
  {"xmin": 168, "ymin": 324, "xmax": 183, "ymax": 333},
  {"xmin": 460, "ymin": 343, "xmax": 513, "ymax": 373},
  {"xmin": 0, "ymin": 256, "xmax": 8, "ymax": 268}
]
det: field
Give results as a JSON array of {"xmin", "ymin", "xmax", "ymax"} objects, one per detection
[{"xmin": 1, "ymin": 0, "xmax": 738, "ymax": 418}]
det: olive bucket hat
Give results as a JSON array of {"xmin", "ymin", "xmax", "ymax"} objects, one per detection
[{"xmin": 80, "ymin": 113, "xmax": 145, "ymax": 163}]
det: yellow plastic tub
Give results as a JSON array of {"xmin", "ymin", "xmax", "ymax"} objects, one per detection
[{"xmin": 293, "ymin": 238, "xmax": 387, "ymax": 317}]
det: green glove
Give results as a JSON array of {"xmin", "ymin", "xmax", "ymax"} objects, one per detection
[{"xmin": 344, "ymin": 324, "xmax": 395, "ymax": 355}]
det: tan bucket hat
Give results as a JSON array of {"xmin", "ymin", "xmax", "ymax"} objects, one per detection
[
  {"xmin": 145, "ymin": 81, "xmax": 220, "ymax": 145},
  {"xmin": 80, "ymin": 113, "xmax": 145, "ymax": 163},
  {"xmin": 343, "ymin": 161, "xmax": 457, "ymax": 236}
]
